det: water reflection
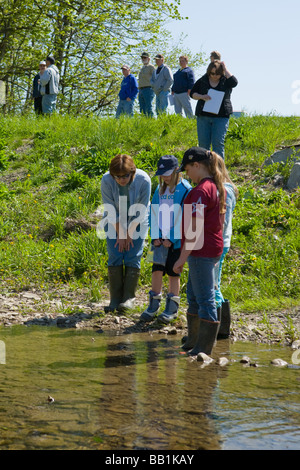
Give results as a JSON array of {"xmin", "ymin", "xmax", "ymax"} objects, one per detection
[
  {"xmin": 0, "ymin": 326, "xmax": 299, "ymax": 450},
  {"xmin": 97, "ymin": 336, "xmax": 229, "ymax": 450}
]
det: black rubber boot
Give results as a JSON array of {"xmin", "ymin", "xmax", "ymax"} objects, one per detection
[
  {"xmin": 188, "ymin": 319, "xmax": 220, "ymax": 356},
  {"xmin": 217, "ymin": 299, "xmax": 231, "ymax": 339},
  {"xmin": 104, "ymin": 265, "xmax": 123, "ymax": 313},
  {"xmin": 182, "ymin": 313, "xmax": 200, "ymax": 351},
  {"xmin": 117, "ymin": 266, "xmax": 140, "ymax": 312}
]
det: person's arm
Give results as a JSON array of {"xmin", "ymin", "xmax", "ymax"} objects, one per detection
[
  {"xmin": 190, "ymin": 77, "xmax": 211, "ymax": 101},
  {"xmin": 39, "ymin": 68, "xmax": 50, "ymax": 86},
  {"xmin": 127, "ymin": 176, "xmax": 151, "ymax": 248},
  {"xmin": 187, "ymin": 68, "xmax": 195, "ymax": 95},
  {"xmin": 162, "ymin": 66, "xmax": 173, "ymax": 91},
  {"xmin": 173, "ymin": 217, "xmax": 198, "ymax": 273}
]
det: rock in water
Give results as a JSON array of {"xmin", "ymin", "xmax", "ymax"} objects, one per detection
[
  {"xmin": 197, "ymin": 352, "xmax": 214, "ymax": 364},
  {"xmin": 271, "ymin": 358, "xmax": 288, "ymax": 367}
]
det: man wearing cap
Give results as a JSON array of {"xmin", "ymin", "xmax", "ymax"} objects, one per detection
[
  {"xmin": 39, "ymin": 56, "xmax": 60, "ymax": 115},
  {"xmin": 150, "ymin": 54, "xmax": 173, "ymax": 115},
  {"xmin": 138, "ymin": 53, "xmax": 155, "ymax": 117},
  {"xmin": 171, "ymin": 56, "xmax": 195, "ymax": 118},
  {"xmin": 116, "ymin": 65, "xmax": 139, "ymax": 118},
  {"xmin": 32, "ymin": 61, "xmax": 47, "ymax": 115}
]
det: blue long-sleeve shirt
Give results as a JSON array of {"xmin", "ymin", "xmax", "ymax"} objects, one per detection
[
  {"xmin": 118, "ymin": 74, "xmax": 138, "ymax": 101},
  {"xmin": 172, "ymin": 67, "xmax": 195, "ymax": 94}
]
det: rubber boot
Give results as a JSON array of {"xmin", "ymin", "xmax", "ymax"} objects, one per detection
[
  {"xmin": 117, "ymin": 266, "xmax": 140, "ymax": 312},
  {"xmin": 188, "ymin": 319, "xmax": 220, "ymax": 356},
  {"xmin": 182, "ymin": 313, "xmax": 200, "ymax": 350},
  {"xmin": 217, "ymin": 299, "xmax": 231, "ymax": 339},
  {"xmin": 158, "ymin": 293, "xmax": 180, "ymax": 324},
  {"xmin": 140, "ymin": 290, "xmax": 162, "ymax": 322},
  {"xmin": 104, "ymin": 265, "xmax": 123, "ymax": 313}
]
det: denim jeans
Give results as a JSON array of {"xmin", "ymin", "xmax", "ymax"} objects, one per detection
[
  {"xmin": 214, "ymin": 246, "xmax": 230, "ymax": 307},
  {"xmin": 139, "ymin": 87, "xmax": 154, "ymax": 117},
  {"xmin": 156, "ymin": 90, "xmax": 169, "ymax": 115},
  {"xmin": 196, "ymin": 115, "xmax": 229, "ymax": 159},
  {"xmin": 186, "ymin": 255, "xmax": 220, "ymax": 321},
  {"xmin": 42, "ymin": 94, "xmax": 57, "ymax": 114},
  {"xmin": 106, "ymin": 234, "xmax": 145, "ymax": 269},
  {"xmin": 116, "ymin": 99, "xmax": 135, "ymax": 118}
]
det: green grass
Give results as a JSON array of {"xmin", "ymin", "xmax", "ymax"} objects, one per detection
[{"xmin": 0, "ymin": 113, "xmax": 300, "ymax": 316}]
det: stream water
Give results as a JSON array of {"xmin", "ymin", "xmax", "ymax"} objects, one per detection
[{"xmin": 0, "ymin": 325, "xmax": 299, "ymax": 450}]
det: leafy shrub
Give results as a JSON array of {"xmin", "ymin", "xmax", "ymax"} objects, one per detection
[
  {"xmin": 60, "ymin": 170, "xmax": 89, "ymax": 192},
  {"xmin": 75, "ymin": 147, "xmax": 121, "ymax": 177}
]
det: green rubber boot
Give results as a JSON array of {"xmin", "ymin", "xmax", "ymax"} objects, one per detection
[
  {"xmin": 117, "ymin": 266, "xmax": 140, "ymax": 312},
  {"xmin": 188, "ymin": 319, "xmax": 220, "ymax": 356},
  {"xmin": 182, "ymin": 313, "xmax": 200, "ymax": 351},
  {"xmin": 217, "ymin": 299, "xmax": 231, "ymax": 339},
  {"xmin": 104, "ymin": 265, "xmax": 123, "ymax": 313}
]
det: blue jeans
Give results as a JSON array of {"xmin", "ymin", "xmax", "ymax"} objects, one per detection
[
  {"xmin": 186, "ymin": 255, "xmax": 220, "ymax": 321},
  {"xmin": 139, "ymin": 88, "xmax": 154, "ymax": 117},
  {"xmin": 196, "ymin": 115, "xmax": 229, "ymax": 160},
  {"xmin": 42, "ymin": 94, "xmax": 57, "ymax": 114},
  {"xmin": 116, "ymin": 99, "xmax": 135, "ymax": 118},
  {"xmin": 214, "ymin": 247, "xmax": 230, "ymax": 307},
  {"xmin": 156, "ymin": 90, "xmax": 169, "ymax": 115},
  {"xmin": 106, "ymin": 235, "xmax": 145, "ymax": 269}
]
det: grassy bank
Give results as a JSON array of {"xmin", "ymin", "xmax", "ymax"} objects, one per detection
[{"xmin": 0, "ymin": 113, "xmax": 299, "ymax": 319}]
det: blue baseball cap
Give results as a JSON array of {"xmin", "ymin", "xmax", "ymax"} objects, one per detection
[{"xmin": 155, "ymin": 155, "xmax": 179, "ymax": 176}]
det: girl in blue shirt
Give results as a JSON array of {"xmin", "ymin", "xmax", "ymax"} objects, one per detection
[{"xmin": 140, "ymin": 155, "xmax": 191, "ymax": 324}]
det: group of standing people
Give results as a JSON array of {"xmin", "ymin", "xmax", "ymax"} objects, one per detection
[
  {"xmin": 32, "ymin": 56, "xmax": 60, "ymax": 115},
  {"xmin": 116, "ymin": 50, "xmax": 238, "ymax": 161},
  {"xmin": 100, "ymin": 146, "xmax": 238, "ymax": 358}
]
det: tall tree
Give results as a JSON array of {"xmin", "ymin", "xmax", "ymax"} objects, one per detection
[{"xmin": 0, "ymin": 0, "xmax": 205, "ymax": 115}]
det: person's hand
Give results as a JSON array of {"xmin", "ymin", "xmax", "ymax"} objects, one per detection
[
  {"xmin": 153, "ymin": 239, "xmax": 162, "ymax": 247},
  {"xmin": 173, "ymin": 259, "xmax": 184, "ymax": 274},
  {"xmin": 115, "ymin": 237, "xmax": 127, "ymax": 252},
  {"xmin": 126, "ymin": 97, "xmax": 131, "ymax": 102},
  {"xmin": 125, "ymin": 234, "xmax": 134, "ymax": 251},
  {"xmin": 202, "ymin": 94, "xmax": 211, "ymax": 101},
  {"xmin": 162, "ymin": 239, "xmax": 172, "ymax": 248}
]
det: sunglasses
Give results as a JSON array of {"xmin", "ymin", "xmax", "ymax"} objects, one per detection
[
  {"xmin": 210, "ymin": 72, "xmax": 221, "ymax": 76},
  {"xmin": 114, "ymin": 173, "xmax": 131, "ymax": 180}
]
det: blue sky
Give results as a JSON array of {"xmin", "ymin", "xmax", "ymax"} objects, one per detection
[{"xmin": 166, "ymin": 0, "xmax": 300, "ymax": 116}]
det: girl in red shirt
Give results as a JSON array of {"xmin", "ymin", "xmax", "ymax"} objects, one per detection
[{"xmin": 173, "ymin": 147, "xmax": 226, "ymax": 356}]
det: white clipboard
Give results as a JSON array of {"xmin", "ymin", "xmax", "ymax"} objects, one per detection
[{"xmin": 203, "ymin": 88, "xmax": 225, "ymax": 114}]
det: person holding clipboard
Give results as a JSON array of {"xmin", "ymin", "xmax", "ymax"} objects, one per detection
[{"xmin": 190, "ymin": 60, "xmax": 238, "ymax": 160}]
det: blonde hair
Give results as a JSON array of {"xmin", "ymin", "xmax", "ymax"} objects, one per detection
[
  {"xmin": 159, "ymin": 170, "xmax": 181, "ymax": 195},
  {"xmin": 193, "ymin": 151, "xmax": 227, "ymax": 214},
  {"xmin": 216, "ymin": 156, "xmax": 239, "ymax": 198}
]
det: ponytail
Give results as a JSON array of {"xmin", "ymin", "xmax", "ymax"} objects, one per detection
[{"xmin": 203, "ymin": 151, "xmax": 226, "ymax": 214}]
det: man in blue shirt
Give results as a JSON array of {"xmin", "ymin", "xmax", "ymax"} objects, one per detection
[
  {"xmin": 171, "ymin": 56, "xmax": 195, "ymax": 118},
  {"xmin": 116, "ymin": 65, "xmax": 138, "ymax": 118}
]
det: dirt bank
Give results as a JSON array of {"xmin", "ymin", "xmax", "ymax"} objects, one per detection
[{"xmin": 0, "ymin": 286, "xmax": 299, "ymax": 346}]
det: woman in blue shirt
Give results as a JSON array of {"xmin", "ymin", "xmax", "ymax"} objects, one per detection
[{"xmin": 100, "ymin": 154, "xmax": 151, "ymax": 313}]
